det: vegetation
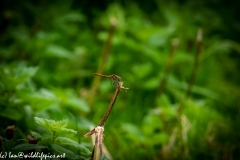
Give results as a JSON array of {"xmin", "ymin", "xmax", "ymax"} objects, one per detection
[{"xmin": 0, "ymin": 0, "xmax": 240, "ymax": 159}]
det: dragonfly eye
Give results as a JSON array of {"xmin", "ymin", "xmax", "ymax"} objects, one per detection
[{"xmin": 110, "ymin": 79, "xmax": 119, "ymax": 87}]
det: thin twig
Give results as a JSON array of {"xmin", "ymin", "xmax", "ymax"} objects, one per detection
[
  {"xmin": 84, "ymin": 74, "xmax": 128, "ymax": 138},
  {"xmin": 177, "ymin": 28, "xmax": 203, "ymax": 114},
  {"xmin": 98, "ymin": 86, "xmax": 121, "ymax": 126}
]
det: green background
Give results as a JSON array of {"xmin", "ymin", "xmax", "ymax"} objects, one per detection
[{"xmin": 0, "ymin": 0, "xmax": 240, "ymax": 159}]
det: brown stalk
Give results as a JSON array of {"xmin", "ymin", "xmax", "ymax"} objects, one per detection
[
  {"xmin": 90, "ymin": 126, "xmax": 113, "ymax": 160},
  {"xmin": 98, "ymin": 86, "xmax": 120, "ymax": 126},
  {"xmin": 157, "ymin": 38, "xmax": 179, "ymax": 97},
  {"xmin": 87, "ymin": 18, "xmax": 117, "ymax": 107},
  {"xmin": 85, "ymin": 73, "xmax": 128, "ymax": 160},
  {"xmin": 90, "ymin": 126, "xmax": 104, "ymax": 160},
  {"xmin": 177, "ymin": 28, "xmax": 203, "ymax": 114},
  {"xmin": 84, "ymin": 73, "xmax": 128, "ymax": 136},
  {"xmin": 84, "ymin": 87, "xmax": 120, "ymax": 138}
]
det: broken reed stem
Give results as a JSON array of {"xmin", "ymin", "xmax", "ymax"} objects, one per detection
[
  {"xmin": 91, "ymin": 126, "xmax": 104, "ymax": 160},
  {"xmin": 157, "ymin": 38, "xmax": 179, "ymax": 97},
  {"xmin": 177, "ymin": 28, "xmax": 203, "ymax": 114},
  {"xmin": 90, "ymin": 126, "xmax": 113, "ymax": 160},
  {"xmin": 87, "ymin": 19, "xmax": 117, "ymax": 107},
  {"xmin": 85, "ymin": 73, "xmax": 127, "ymax": 160}
]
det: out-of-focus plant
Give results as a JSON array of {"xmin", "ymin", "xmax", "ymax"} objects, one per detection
[{"xmin": 1, "ymin": 0, "xmax": 240, "ymax": 159}]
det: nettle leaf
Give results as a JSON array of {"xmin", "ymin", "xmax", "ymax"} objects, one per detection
[
  {"xmin": 34, "ymin": 117, "xmax": 47, "ymax": 129},
  {"xmin": 12, "ymin": 144, "xmax": 47, "ymax": 151},
  {"xmin": 30, "ymin": 130, "xmax": 42, "ymax": 139},
  {"xmin": 61, "ymin": 128, "xmax": 77, "ymax": 134},
  {"xmin": 13, "ymin": 65, "xmax": 39, "ymax": 87},
  {"xmin": 53, "ymin": 88, "xmax": 90, "ymax": 113},
  {"xmin": 56, "ymin": 137, "xmax": 91, "ymax": 155},
  {"xmin": 0, "ymin": 64, "xmax": 38, "ymax": 90},
  {"xmin": 44, "ymin": 119, "xmax": 67, "ymax": 133},
  {"xmin": 51, "ymin": 144, "xmax": 79, "ymax": 159},
  {"xmin": 14, "ymin": 66, "xmax": 39, "ymax": 80},
  {"xmin": 34, "ymin": 117, "xmax": 77, "ymax": 134},
  {"xmin": 3, "ymin": 139, "xmax": 16, "ymax": 151},
  {"xmin": 40, "ymin": 135, "xmax": 53, "ymax": 145},
  {"xmin": 24, "ymin": 88, "xmax": 58, "ymax": 111}
]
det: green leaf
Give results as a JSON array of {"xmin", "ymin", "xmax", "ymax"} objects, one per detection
[
  {"xmin": 30, "ymin": 131, "xmax": 42, "ymax": 139},
  {"xmin": 61, "ymin": 128, "xmax": 78, "ymax": 134},
  {"xmin": 12, "ymin": 144, "xmax": 47, "ymax": 151},
  {"xmin": 143, "ymin": 77, "xmax": 160, "ymax": 89},
  {"xmin": 23, "ymin": 88, "xmax": 58, "ymax": 111},
  {"xmin": 14, "ymin": 66, "xmax": 39, "ymax": 81},
  {"xmin": 56, "ymin": 12, "xmax": 86, "ymax": 23},
  {"xmin": 102, "ymin": 155, "xmax": 111, "ymax": 160},
  {"xmin": 168, "ymin": 76, "xmax": 219, "ymax": 99},
  {"xmin": 142, "ymin": 111, "xmax": 164, "ymax": 135},
  {"xmin": 151, "ymin": 133, "xmax": 169, "ymax": 145},
  {"xmin": 131, "ymin": 62, "xmax": 153, "ymax": 79},
  {"xmin": 34, "ymin": 117, "xmax": 47, "ymax": 129},
  {"xmin": 44, "ymin": 119, "xmax": 69, "ymax": 133},
  {"xmin": 65, "ymin": 97, "xmax": 90, "ymax": 112},
  {"xmin": 45, "ymin": 44, "xmax": 73, "ymax": 59},
  {"xmin": 14, "ymin": 65, "xmax": 39, "ymax": 88},
  {"xmin": 52, "ymin": 88, "xmax": 90, "ymax": 113},
  {"xmin": 34, "ymin": 117, "xmax": 77, "ymax": 134},
  {"xmin": 121, "ymin": 123, "xmax": 144, "ymax": 142},
  {"xmin": 51, "ymin": 144, "xmax": 79, "ymax": 159},
  {"xmin": 97, "ymin": 31, "xmax": 108, "ymax": 41},
  {"xmin": 0, "ymin": 108, "xmax": 23, "ymax": 120},
  {"xmin": 3, "ymin": 139, "xmax": 16, "ymax": 151},
  {"xmin": 56, "ymin": 137, "xmax": 91, "ymax": 155},
  {"xmin": 0, "ymin": 64, "xmax": 38, "ymax": 89}
]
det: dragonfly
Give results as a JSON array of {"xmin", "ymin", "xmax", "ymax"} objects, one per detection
[
  {"xmin": 94, "ymin": 73, "xmax": 121, "ymax": 87},
  {"xmin": 84, "ymin": 73, "xmax": 129, "ymax": 138}
]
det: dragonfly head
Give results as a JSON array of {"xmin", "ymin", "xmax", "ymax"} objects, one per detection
[{"xmin": 112, "ymin": 74, "xmax": 121, "ymax": 81}]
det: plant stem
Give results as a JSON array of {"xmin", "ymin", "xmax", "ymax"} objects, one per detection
[
  {"xmin": 98, "ymin": 85, "xmax": 120, "ymax": 126},
  {"xmin": 91, "ymin": 126, "xmax": 104, "ymax": 160},
  {"xmin": 177, "ymin": 28, "xmax": 202, "ymax": 114},
  {"xmin": 84, "ymin": 74, "xmax": 128, "ymax": 138},
  {"xmin": 157, "ymin": 38, "xmax": 179, "ymax": 97},
  {"xmin": 52, "ymin": 131, "xmax": 56, "ymax": 144}
]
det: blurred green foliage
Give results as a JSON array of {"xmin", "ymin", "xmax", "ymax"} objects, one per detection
[{"xmin": 0, "ymin": 0, "xmax": 240, "ymax": 159}]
